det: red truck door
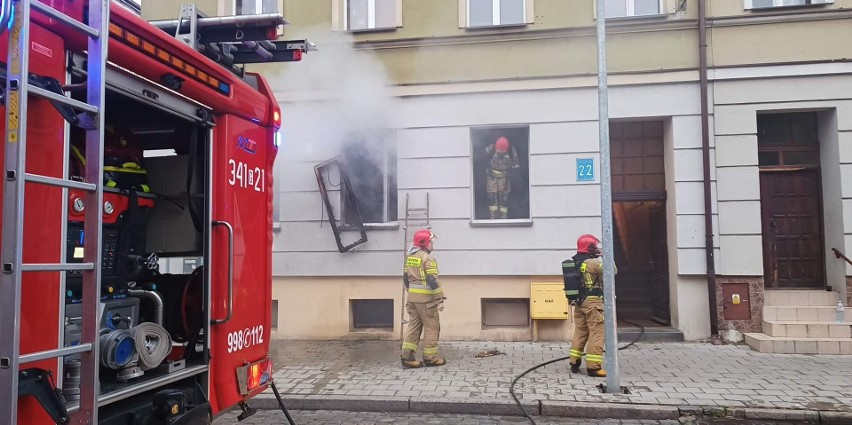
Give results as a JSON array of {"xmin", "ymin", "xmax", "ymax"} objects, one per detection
[{"xmin": 208, "ymin": 114, "xmax": 275, "ymax": 413}]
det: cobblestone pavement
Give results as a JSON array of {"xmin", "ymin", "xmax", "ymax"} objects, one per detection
[
  {"xmin": 267, "ymin": 340, "xmax": 852, "ymax": 411},
  {"xmin": 212, "ymin": 409, "xmax": 788, "ymax": 425}
]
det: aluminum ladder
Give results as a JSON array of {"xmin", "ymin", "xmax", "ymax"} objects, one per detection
[
  {"xmin": 399, "ymin": 192, "xmax": 430, "ymax": 340},
  {"xmin": 0, "ymin": 0, "xmax": 109, "ymax": 423}
]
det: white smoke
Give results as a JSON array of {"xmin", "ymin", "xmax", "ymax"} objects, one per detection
[{"xmin": 266, "ymin": 27, "xmax": 401, "ymax": 165}]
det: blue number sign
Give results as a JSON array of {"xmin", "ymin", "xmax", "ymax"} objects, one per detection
[{"xmin": 576, "ymin": 158, "xmax": 595, "ymax": 182}]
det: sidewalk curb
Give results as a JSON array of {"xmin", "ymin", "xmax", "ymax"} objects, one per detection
[
  {"xmin": 541, "ymin": 401, "xmax": 678, "ymax": 420},
  {"xmin": 819, "ymin": 411, "xmax": 852, "ymax": 425},
  {"xmin": 248, "ymin": 394, "xmax": 852, "ymax": 423},
  {"xmin": 410, "ymin": 398, "xmax": 539, "ymax": 417}
]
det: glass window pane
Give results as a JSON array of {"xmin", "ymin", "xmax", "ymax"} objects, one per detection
[
  {"xmin": 634, "ymin": 0, "xmax": 661, "ymax": 15},
  {"xmin": 375, "ymin": 0, "xmax": 397, "ymax": 28},
  {"xmin": 605, "ymin": 0, "xmax": 628, "ymax": 17},
  {"xmin": 469, "ymin": 0, "xmax": 494, "ymax": 26},
  {"xmin": 499, "ymin": 0, "xmax": 524, "ymax": 25},
  {"xmin": 782, "ymin": 150, "xmax": 820, "ymax": 166},
  {"xmin": 236, "ymin": 0, "xmax": 258, "ymax": 15},
  {"xmin": 751, "ymin": 0, "xmax": 775, "ymax": 7},
  {"xmin": 758, "ymin": 151, "xmax": 780, "ymax": 166},
  {"xmin": 262, "ymin": 0, "xmax": 277, "ymax": 13},
  {"xmin": 348, "ymin": 0, "xmax": 370, "ymax": 30}
]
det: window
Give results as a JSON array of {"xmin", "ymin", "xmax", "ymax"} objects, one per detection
[
  {"xmin": 471, "ymin": 127, "xmax": 530, "ymax": 221},
  {"xmin": 234, "ymin": 0, "xmax": 277, "ymax": 15},
  {"xmin": 467, "ymin": 0, "xmax": 526, "ymax": 27},
  {"xmin": 271, "ymin": 300, "xmax": 279, "ymax": 330},
  {"xmin": 605, "ymin": 0, "xmax": 663, "ymax": 18},
  {"xmin": 757, "ymin": 112, "xmax": 821, "ymax": 167},
  {"xmin": 745, "ymin": 0, "xmax": 833, "ymax": 9},
  {"xmin": 351, "ymin": 299, "xmax": 394, "ymax": 329},
  {"xmin": 340, "ymin": 133, "xmax": 398, "ymax": 226},
  {"xmin": 482, "ymin": 298, "xmax": 530, "ymax": 327},
  {"xmin": 346, "ymin": 0, "xmax": 398, "ymax": 31}
]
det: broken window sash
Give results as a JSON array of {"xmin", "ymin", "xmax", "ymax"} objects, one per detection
[{"xmin": 314, "ymin": 158, "xmax": 368, "ymax": 253}]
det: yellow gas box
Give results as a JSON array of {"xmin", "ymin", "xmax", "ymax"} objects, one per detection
[{"xmin": 530, "ymin": 282, "xmax": 569, "ymax": 319}]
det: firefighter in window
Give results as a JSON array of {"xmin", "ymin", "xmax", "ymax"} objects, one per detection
[
  {"xmin": 564, "ymin": 234, "xmax": 617, "ymax": 377},
  {"xmin": 400, "ymin": 229, "xmax": 446, "ymax": 369},
  {"xmin": 484, "ymin": 136, "xmax": 520, "ymax": 219}
]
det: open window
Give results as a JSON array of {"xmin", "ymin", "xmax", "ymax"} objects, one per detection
[
  {"xmin": 471, "ymin": 126, "xmax": 531, "ymax": 222},
  {"xmin": 315, "ymin": 158, "xmax": 369, "ymax": 253},
  {"xmin": 340, "ymin": 134, "xmax": 398, "ymax": 227}
]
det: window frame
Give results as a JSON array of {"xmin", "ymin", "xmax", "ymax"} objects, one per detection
[
  {"xmin": 339, "ymin": 133, "xmax": 398, "ymax": 228},
  {"xmin": 469, "ymin": 125, "xmax": 533, "ymax": 227},
  {"xmin": 343, "ymin": 0, "xmax": 402, "ymax": 32},
  {"xmin": 233, "ymin": 0, "xmax": 277, "ymax": 15},
  {"xmin": 744, "ymin": 0, "xmax": 834, "ymax": 10},
  {"xmin": 350, "ymin": 299, "xmax": 395, "ymax": 330},
  {"xmin": 604, "ymin": 0, "xmax": 666, "ymax": 18},
  {"xmin": 465, "ymin": 0, "xmax": 528, "ymax": 28}
]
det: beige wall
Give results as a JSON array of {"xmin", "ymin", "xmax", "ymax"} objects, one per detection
[{"xmin": 271, "ymin": 276, "xmax": 573, "ymax": 341}]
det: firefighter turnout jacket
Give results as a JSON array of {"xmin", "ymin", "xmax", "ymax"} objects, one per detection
[{"xmin": 403, "ymin": 247, "xmax": 444, "ymax": 304}]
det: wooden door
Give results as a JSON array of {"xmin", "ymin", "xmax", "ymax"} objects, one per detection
[{"xmin": 760, "ymin": 169, "xmax": 825, "ymax": 288}]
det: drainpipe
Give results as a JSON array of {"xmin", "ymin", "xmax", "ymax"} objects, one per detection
[{"xmin": 698, "ymin": 0, "xmax": 720, "ymax": 341}]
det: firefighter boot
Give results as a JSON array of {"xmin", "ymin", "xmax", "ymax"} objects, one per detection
[
  {"xmin": 569, "ymin": 359, "xmax": 581, "ymax": 374},
  {"xmin": 401, "ymin": 353, "xmax": 422, "ymax": 369},
  {"xmin": 423, "ymin": 358, "xmax": 446, "ymax": 367},
  {"xmin": 587, "ymin": 368, "xmax": 607, "ymax": 377}
]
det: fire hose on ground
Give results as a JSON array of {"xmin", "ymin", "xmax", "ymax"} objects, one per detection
[{"xmin": 509, "ymin": 318, "xmax": 646, "ymax": 425}]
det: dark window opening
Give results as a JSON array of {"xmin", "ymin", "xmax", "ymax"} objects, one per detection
[
  {"xmin": 351, "ymin": 299, "xmax": 394, "ymax": 329},
  {"xmin": 272, "ymin": 299, "xmax": 279, "ymax": 330},
  {"xmin": 471, "ymin": 127, "xmax": 530, "ymax": 221},
  {"xmin": 341, "ymin": 135, "xmax": 398, "ymax": 226}
]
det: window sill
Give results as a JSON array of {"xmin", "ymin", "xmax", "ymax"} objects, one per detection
[
  {"xmin": 340, "ymin": 222, "xmax": 400, "ymax": 231},
  {"xmin": 464, "ymin": 22, "xmax": 529, "ymax": 31},
  {"xmin": 470, "ymin": 219, "xmax": 533, "ymax": 227},
  {"xmin": 347, "ymin": 26, "xmax": 400, "ymax": 34},
  {"xmin": 598, "ymin": 13, "xmax": 674, "ymax": 23}
]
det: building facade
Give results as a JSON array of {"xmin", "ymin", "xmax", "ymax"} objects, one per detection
[{"xmin": 143, "ymin": 0, "xmax": 852, "ymax": 346}]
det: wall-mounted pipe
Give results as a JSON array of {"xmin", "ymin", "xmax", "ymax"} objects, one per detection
[
  {"xmin": 128, "ymin": 289, "xmax": 164, "ymax": 326},
  {"xmin": 698, "ymin": 0, "xmax": 720, "ymax": 340}
]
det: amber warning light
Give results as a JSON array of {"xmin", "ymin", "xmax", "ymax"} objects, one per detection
[{"xmin": 236, "ymin": 358, "xmax": 272, "ymax": 395}]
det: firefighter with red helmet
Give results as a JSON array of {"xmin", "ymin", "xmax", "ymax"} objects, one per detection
[
  {"xmin": 485, "ymin": 136, "xmax": 520, "ymax": 219},
  {"xmin": 568, "ymin": 234, "xmax": 617, "ymax": 377},
  {"xmin": 400, "ymin": 229, "xmax": 447, "ymax": 368}
]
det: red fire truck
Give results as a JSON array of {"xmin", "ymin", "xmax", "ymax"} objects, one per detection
[{"xmin": 0, "ymin": 0, "xmax": 309, "ymax": 423}]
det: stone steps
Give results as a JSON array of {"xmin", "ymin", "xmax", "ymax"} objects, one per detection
[
  {"xmin": 763, "ymin": 306, "xmax": 850, "ymax": 322},
  {"xmin": 762, "ymin": 320, "xmax": 852, "ymax": 338},
  {"xmin": 765, "ymin": 290, "xmax": 839, "ymax": 307},
  {"xmin": 744, "ymin": 332, "xmax": 852, "ymax": 354},
  {"xmin": 744, "ymin": 290, "xmax": 850, "ymax": 354}
]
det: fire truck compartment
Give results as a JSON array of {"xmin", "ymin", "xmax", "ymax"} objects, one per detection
[{"xmin": 62, "ymin": 69, "xmax": 215, "ymax": 416}]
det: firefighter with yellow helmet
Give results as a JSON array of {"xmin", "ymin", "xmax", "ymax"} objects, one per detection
[
  {"xmin": 400, "ymin": 229, "xmax": 447, "ymax": 368},
  {"xmin": 567, "ymin": 234, "xmax": 617, "ymax": 377},
  {"xmin": 485, "ymin": 136, "xmax": 520, "ymax": 219}
]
